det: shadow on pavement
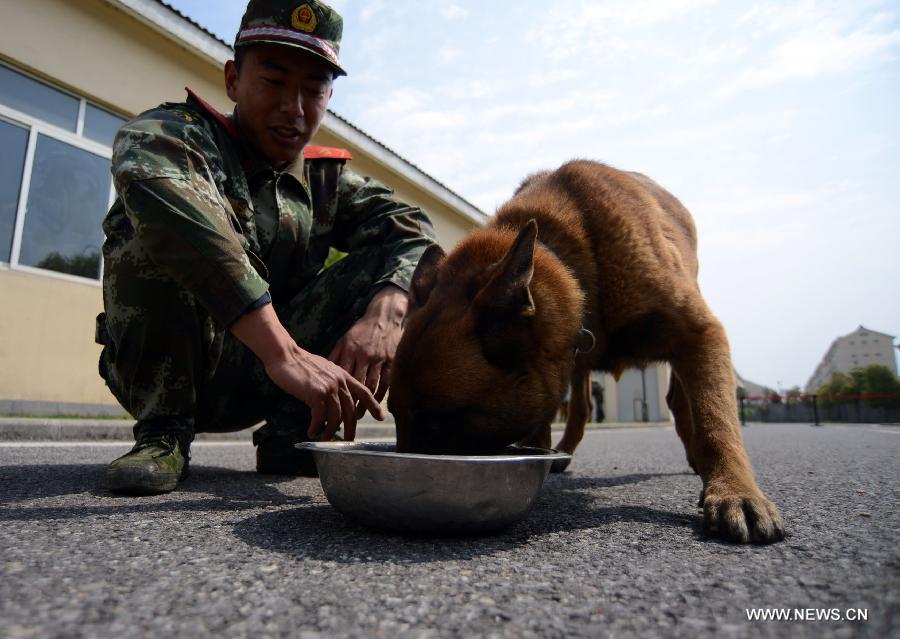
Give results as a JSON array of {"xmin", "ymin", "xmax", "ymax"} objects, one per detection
[
  {"xmin": 0, "ymin": 463, "xmax": 304, "ymax": 521},
  {"xmin": 232, "ymin": 471, "xmax": 703, "ymax": 563}
]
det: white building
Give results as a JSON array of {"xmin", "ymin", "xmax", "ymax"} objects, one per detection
[
  {"xmin": 805, "ymin": 326, "xmax": 898, "ymax": 392},
  {"xmin": 735, "ymin": 370, "xmax": 770, "ymax": 399},
  {"xmin": 583, "ymin": 366, "xmax": 672, "ymax": 424}
]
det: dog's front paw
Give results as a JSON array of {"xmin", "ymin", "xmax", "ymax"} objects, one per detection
[{"xmin": 702, "ymin": 491, "xmax": 785, "ymax": 544}]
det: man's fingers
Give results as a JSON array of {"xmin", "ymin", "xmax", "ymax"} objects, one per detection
[
  {"xmin": 347, "ymin": 375, "xmax": 384, "ymax": 421},
  {"xmin": 352, "ymin": 360, "xmax": 369, "ymax": 387},
  {"xmin": 330, "ymin": 341, "xmax": 360, "ymax": 382},
  {"xmin": 375, "ymin": 362, "xmax": 391, "ymax": 403},
  {"xmin": 338, "ymin": 385, "xmax": 358, "ymax": 441},
  {"xmin": 338, "ymin": 350, "xmax": 356, "ymax": 378},
  {"xmin": 320, "ymin": 395, "xmax": 342, "ymax": 441},
  {"xmin": 308, "ymin": 400, "xmax": 325, "ymax": 440},
  {"xmin": 365, "ymin": 361, "xmax": 382, "ymax": 395}
]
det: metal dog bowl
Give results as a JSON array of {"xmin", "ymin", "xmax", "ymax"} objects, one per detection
[{"xmin": 296, "ymin": 442, "xmax": 570, "ymax": 535}]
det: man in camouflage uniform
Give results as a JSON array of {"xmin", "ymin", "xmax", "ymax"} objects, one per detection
[{"xmin": 97, "ymin": 0, "xmax": 436, "ymax": 494}]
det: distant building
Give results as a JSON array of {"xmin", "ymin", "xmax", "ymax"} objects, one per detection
[
  {"xmin": 805, "ymin": 326, "xmax": 898, "ymax": 392},
  {"xmin": 735, "ymin": 371, "xmax": 769, "ymax": 399},
  {"xmin": 598, "ymin": 366, "xmax": 672, "ymax": 423}
]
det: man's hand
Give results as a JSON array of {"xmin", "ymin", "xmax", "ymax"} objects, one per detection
[
  {"xmin": 329, "ymin": 285, "xmax": 408, "ymax": 403},
  {"xmin": 231, "ymin": 303, "xmax": 384, "ymax": 441}
]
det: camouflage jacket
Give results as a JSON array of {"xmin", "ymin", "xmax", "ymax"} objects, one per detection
[{"xmin": 103, "ymin": 90, "xmax": 436, "ymax": 327}]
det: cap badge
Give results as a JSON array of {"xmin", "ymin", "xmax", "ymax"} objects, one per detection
[{"xmin": 291, "ymin": 4, "xmax": 318, "ymax": 33}]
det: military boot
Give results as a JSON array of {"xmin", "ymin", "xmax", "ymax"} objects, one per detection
[
  {"xmin": 107, "ymin": 428, "xmax": 191, "ymax": 495},
  {"xmin": 254, "ymin": 422, "xmax": 324, "ymax": 477}
]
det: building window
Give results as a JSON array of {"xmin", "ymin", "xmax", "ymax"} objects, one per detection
[
  {"xmin": 0, "ymin": 64, "xmax": 79, "ymax": 132},
  {"xmin": 84, "ymin": 104, "xmax": 127, "ymax": 147},
  {"xmin": 0, "ymin": 119, "xmax": 28, "ymax": 263},
  {"xmin": 0, "ymin": 62, "xmax": 126, "ymax": 282}
]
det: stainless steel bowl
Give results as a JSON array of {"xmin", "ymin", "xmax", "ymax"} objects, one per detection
[{"xmin": 296, "ymin": 441, "xmax": 570, "ymax": 535}]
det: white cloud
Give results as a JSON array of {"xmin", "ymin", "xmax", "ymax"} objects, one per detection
[
  {"xmin": 717, "ymin": 27, "xmax": 900, "ymax": 101},
  {"xmin": 440, "ymin": 4, "xmax": 470, "ymax": 19},
  {"xmin": 716, "ymin": 3, "xmax": 900, "ymax": 101},
  {"xmin": 357, "ymin": 87, "xmax": 469, "ymax": 132},
  {"xmin": 325, "ymin": 0, "xmax": 347, "ymax": 14},
  {"xmin": 359, "ymin": 0, "xmax": 384, "ymax": 21},
  {"xmin": 701, "ymin": 189, "xmax": 823, "ymax": 214},
  {"xmin": 528, "ymin": 0, "xmax": 718, "ymax": 61},
  {"xmin": 437, "ymin": 45, "xmax": 462, "ymax": 65}
]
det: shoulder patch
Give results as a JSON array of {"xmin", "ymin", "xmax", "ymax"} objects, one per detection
[
  {"xmin": 137, "ymin": 108, "xmax": 195, "ymax": 126},
  {"xmin": 185, "ymin": 87, "xmax": 239, "ymax": 140},
  {"xmin": 171, "ymin": 108, "xmax": 197, "ymax": 122}
]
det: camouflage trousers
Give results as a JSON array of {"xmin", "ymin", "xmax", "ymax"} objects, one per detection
[{"xmin": 97, "ymin": 247, "xmax": 387, "ymax": 441}]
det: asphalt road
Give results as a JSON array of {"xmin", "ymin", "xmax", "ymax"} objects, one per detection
[{"xmin": 1, "ymin": 423, "xmax": 897, "ymax": 639}]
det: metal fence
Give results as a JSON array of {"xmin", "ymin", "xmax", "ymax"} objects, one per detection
[{"xmin": 739, "ymin": 393, "xmax": 900, "ymax": 425}]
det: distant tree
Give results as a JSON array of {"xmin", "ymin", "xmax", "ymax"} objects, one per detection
[
  {"xmin": 856, "ymin": 365, "xmax": 900, "ymax": 408},
  {"xmin": 786, "ymin": 386, "xmax": 802, "ymax": 401},
  {"xmin": 857, "ymin": 365, "xmax": 900, "ymax": 394},
  {"xmin": 817, "ymin": 371, "xmax": 856, "ymax": 404},
  {"xmin": 818, "ymin": 365, "xmax": 900, "ymax": 408}
]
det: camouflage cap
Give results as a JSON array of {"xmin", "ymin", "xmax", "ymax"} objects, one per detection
[{"xmin": 235, "ymin": 0, "xmax": 347, "ymax": 77}]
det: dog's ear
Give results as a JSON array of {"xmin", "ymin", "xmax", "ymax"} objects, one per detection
[
  {"xmin": 475, "ymin": 219, "xmax": 537, "ymax": 318},
  {"xmin": 473, "ymin": 220, "xmax": 538, "ymax": 370},
  {"xmin": 410, "ymin": 243, "xmax": 447, "ymax": 310}
]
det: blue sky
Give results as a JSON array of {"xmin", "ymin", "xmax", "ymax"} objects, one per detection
[{"xmin": 167, "ymin": 0, "xmax": 900, "ymax": 390}]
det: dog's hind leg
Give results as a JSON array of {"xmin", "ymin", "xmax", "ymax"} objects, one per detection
[
  {"xmin": 666, "ymin": 370, "xmax": 697, "ymax": 474},
  {"xmin": 552, "ymin": 363, "xmax": 591, "ymax": 472},
  {"xmin": 673, "ymin": 316, "xmax": 784, "ymax": 544}
]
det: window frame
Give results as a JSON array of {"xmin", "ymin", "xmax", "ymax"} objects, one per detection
[{"xmin": 0, "ymin": 61, "xmax": 126, "ymax": 286}]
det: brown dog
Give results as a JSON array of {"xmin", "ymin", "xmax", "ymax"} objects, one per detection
[{"xmin": 388, "ymin": 160, "xmax": 784, "ymax": 544}]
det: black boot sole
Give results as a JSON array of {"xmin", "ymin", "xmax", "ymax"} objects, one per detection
[{"xmin": 107, "ymin": 464, "xmax": 189, "ymax": 496}]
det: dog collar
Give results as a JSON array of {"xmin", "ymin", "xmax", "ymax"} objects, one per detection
[{"xmin": 575, "ymin": 327, "xmax": 595, "ymax": 355}]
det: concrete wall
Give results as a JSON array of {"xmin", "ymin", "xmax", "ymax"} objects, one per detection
[
  {"xmin": 0, "ymin": 269, "xmax": 104, "ymax": 403},
  {"xmin": 0, "ymin": 0, "xmax": 481, "ymax": 409}
]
